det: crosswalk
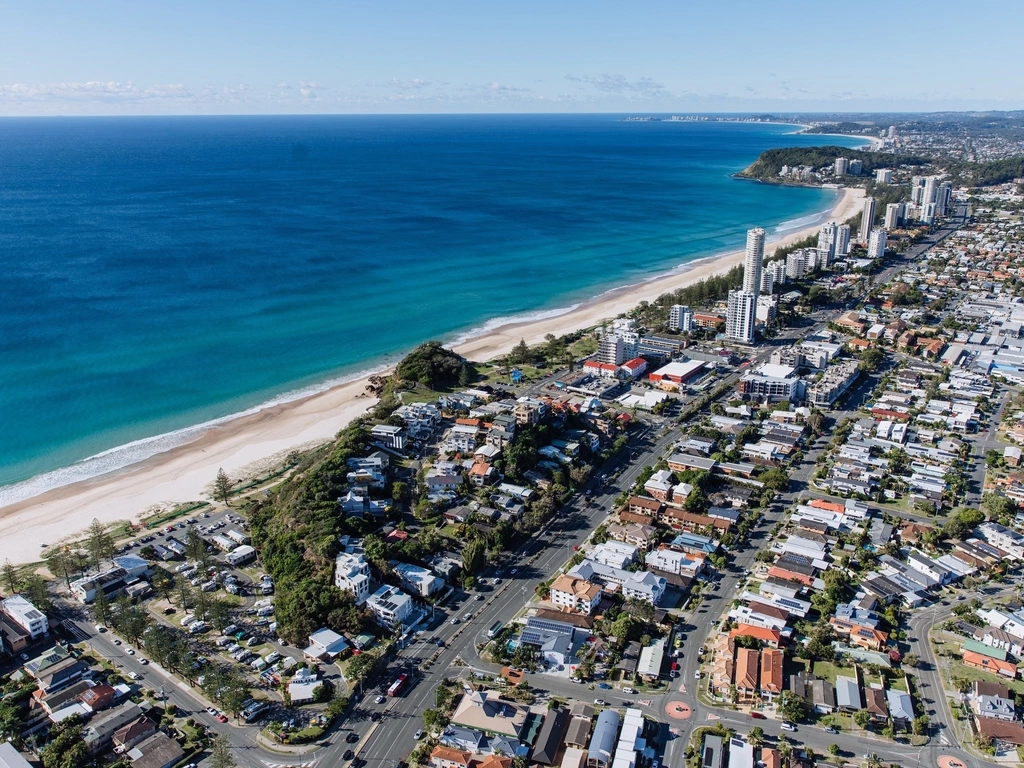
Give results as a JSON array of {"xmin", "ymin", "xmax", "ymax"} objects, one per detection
[{"xmin": 263, "ymin": 760, "xmax": 318, "ymax": 768}]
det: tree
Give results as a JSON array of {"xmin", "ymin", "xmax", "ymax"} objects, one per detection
[
  {"xmin": 210, "ymin": 734, "xmax": 236, "ymax": 768},
  {"xmin": 85, "ymin": 518, "xmax": 114, "ymax": 569},
  {"xmin": 778, "ymin": 690, "xmax": 809, "ymax": 723},
  {"xmin": 828, "ymin": 743, "xmax": 840, "ymax": 756},
  {"xmin": 92, "ymin": 588, "xmax": 112, "ymax": 626},
  {"xmin": 853, "ymin": 708, "xmax": 871, "ymax": 729},
  {"xmin": 747, "ymin": 726, "xmax": 764, "ymax": 747},
  {"xmin": 213, "ymin": 468, "xmax": 232, "ymax": 506},
  {"xmin": 902, "ymin": 653, "xmax": 919, "ymax": 668},
  {"xmin": 25, "ymin": 575, "xmax": 52, "ymax": 612},
  {"xmin": 1, "ymin": 561, "xmax": 20, "ymax": 595},
  {"xmin": 41, "ymin": 719, "xmax": 90, "ymax": 768},
  {"xmin": 912, "ymin": 715, "xmax": 930, "ymax": 735},
  {"xmin": 462, "ymin": 539, "xmax": 486, "ymax": 575}
]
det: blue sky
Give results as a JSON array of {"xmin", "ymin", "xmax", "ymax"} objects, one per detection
[{"xmin": 2, "ymin": 1, "xmax": 1021, "ymax": 115}]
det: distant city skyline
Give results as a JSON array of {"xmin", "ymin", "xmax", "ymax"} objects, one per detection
[{"xmin": 2, "ymin": 1, "xmax": 1022, "ymax": 116}]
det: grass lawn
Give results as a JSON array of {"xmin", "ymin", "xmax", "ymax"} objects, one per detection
[
  {"xmin": 888, "ymin": 676, "xmax": 909, "ymax": 693},
  {"xmin": 946, "ymin": 660, "xmax": 1024, "ymax": 696},
  {"xmin": 568, "ymin": 336, "xmax": 598, "ymax": 359},
  {"xmin": 811, "ymin": 661, "xmax": 848, "ymax": 683}
]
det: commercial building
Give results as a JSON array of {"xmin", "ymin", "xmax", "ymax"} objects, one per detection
[
  {"xmin": 737, "ymin": 364, "xmax": 804, "ymax": 403},
  {"xmin": 648, "ymin": 359, "xmax": 707, "ymax": 389}
]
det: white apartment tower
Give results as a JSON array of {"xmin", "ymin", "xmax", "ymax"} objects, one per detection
[
  {"xmin": 859, "ymin": 197, "xmax": 876, "ymax": 244},
  {"xmin": 884, "ymin": 203, "xmax": 902, "ymax": 230},
  {"xmin": 760, "ymin": 269, "xmax": 775, "ymax": 295},
  {"xmin": 598, "ymin": 333, "xmax": 625, "ymax": 365},
  {"xmin": 834, "ymin": 157, "xmax": 849, "ymax": 176},
  {"xmin": 868, "ymin": 229, "xmax": 887, "ymax": 260},
  {"xmin": 786, "ymin": 250, "xmax": 807, "ymax": 280},
  {"xmin": 922, "ymin": 176, "xmax": 938, "ymax": 207},
  {"xmin": 910, "ymin": 176, "xmax": 926, "ymax": 205},
  {"xmin": 835, "ymin": 224, "xmax": 851, "ymax": 257},
  {"xmin": 847, "ymin": 159, "xmax": 863, "ymax": 176},
  {"xmin": 743, "ymin": 227, "xmax": 765, "ymax": 296},
  {"xmin": 817, "ymin": 222, "xmax": 837, "ymax": 268},
  {"xmin": 725, "ymin": 289, "xmax": 757, "ymax": 345},
  {"xmin": 668, "ymin": 305, "xmax": 694, "ymax": 333},
  {"xmin": 875, "ymin": 169, "xmax": 892, "ymax": 184}
]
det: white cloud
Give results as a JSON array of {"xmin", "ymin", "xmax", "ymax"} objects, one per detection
[{"xmin": 565, "ymin": 74, "xmax": 668, "ymax": 98}]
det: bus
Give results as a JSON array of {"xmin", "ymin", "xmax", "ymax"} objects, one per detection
[
  {"xmin": 387, "ymin": 673, "xmax": 409, "ymax": 697},
  {"xmin": 487, "ymin": 621, "xmax": 503, "ymax": 639}
]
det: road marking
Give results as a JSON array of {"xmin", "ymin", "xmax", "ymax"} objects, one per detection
[{"xmin": 706, "ymin": 714, "xmax": 720, "ymax": 721}]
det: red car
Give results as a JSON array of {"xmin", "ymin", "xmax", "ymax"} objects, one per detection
[
  {"xmin": 216, "ymin": 715, "xmax": 228, "ymax": 723},
  {"xmin": 750, "ymin": 712, "xmax": 766, "ymax": 719}
]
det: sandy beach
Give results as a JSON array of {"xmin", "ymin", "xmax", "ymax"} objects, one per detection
[{"xmin": 0, "ymin": 186, "xmax": 863, "ymax": 565}]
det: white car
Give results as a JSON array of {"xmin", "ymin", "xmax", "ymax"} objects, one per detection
[
  {"xmin": 694, "ymin": 670, "xmax": 701, "ymax": 679},
  {"xmin": 126, "ymin": 648, "xmax": 135, "ymax": 656},
  {"xmin": 375, "ymin": 695, "xmax": 385, "ymax": 704},
  {"xmin": 780, "ymin": 722, "xmax": 797, "ymax": 732}
]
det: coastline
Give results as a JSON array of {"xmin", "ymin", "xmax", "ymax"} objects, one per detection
[{"xmin": 0, "ymin": 186, "xmax": 864, "ymax": 565}]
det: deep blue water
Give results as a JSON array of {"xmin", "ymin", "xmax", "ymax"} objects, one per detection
[{"xmin": 0, "ymin": 115, "xmax": 862, "ymax": 497}]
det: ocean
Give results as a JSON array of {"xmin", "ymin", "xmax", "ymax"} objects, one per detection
[{"xmin": 0, "ymin": 115, "xmax": 863, "ymax": 500}]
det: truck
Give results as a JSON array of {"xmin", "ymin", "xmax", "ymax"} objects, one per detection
[
  {"xmin": 487, "ymin": 621, "xmax": 503, "ymax": 639},
  {"xmin": 387, "ymin": 673, "xmax": 409, "ymax": 697}
]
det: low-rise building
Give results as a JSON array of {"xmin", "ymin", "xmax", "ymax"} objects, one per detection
[
  {"xmin": 549, "ymin": 574, "xmax": 603, "ymax": 615},
  {"xmin": 366, "ymin": 585, "xmax": 414, "ymax": 629}
]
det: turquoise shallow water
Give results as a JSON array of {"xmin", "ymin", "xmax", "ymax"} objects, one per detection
[{"xmin": 0, "ymin": 115, "xmax": 862, "ymax": 498}]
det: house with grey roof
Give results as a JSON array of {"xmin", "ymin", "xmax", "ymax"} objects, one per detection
[
  {"xmin": 586, "ymin": 709, "xmax": 620, "ymax": 768},
  {"xmin": 835, "ymin": 675, "xmax": 862, "ymax": 712}
]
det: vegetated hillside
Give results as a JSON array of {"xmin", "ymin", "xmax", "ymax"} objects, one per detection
[
  {"xmin": 947, "ymin": 155, "xmax": 1024, "ymax": 187},
  {"xmin": 738, "ymin": 146, "xmax": 933, "ymax": 181},
  {"xmin": 247, "ymin": 341, "xmax": 477, "ymax": 643},
  {"xmin": 396, "ymin": 341, "xmax": 477, "ymax": 389},
  {"xmin": 248, "ymin": 421, "xmax": 378, "ymax": 643},
  {"xmin": 804, "ymin": 122, "xmax": 878, "ymax": 135}
]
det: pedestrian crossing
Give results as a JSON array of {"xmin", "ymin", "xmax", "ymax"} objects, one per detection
[{"xmin": 263, "ymin": 760, "xmax": 319, "ymax": 768}]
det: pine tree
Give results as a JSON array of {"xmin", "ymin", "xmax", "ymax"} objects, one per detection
[
  {"xmin": 213, "ymin": 468, "xmax": 232, "ymax": 506},
  {"xmin": 1, "ymin": 561, "xmax": 20, "ymax": 595}
]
